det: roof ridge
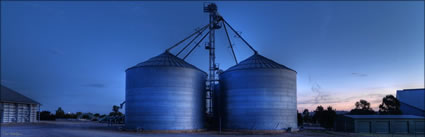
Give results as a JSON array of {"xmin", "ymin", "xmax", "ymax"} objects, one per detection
[{"xmin": 0, "ymin": 85, "xmax": 40, "ymax": 104}]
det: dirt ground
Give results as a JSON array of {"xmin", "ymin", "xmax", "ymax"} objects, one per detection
[{"xmin": 1, "ymin": 121, "xmax": 424, "ymax": 137}]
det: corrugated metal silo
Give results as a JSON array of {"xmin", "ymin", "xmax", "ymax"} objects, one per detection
[
  {"xmin": 125, "ymin": 51, "xmax": 206, "ymax": 131},
  {"xmin": 219, "ymin": 53, "xmax": 297, "ymax": 131}
]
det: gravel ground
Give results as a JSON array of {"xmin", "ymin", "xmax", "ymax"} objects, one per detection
[{"xmin": 1, "ymin": 121, "xmax": 423, "ymax": 137}]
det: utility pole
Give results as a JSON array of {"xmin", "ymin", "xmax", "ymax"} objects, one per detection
[{"xmin": 203, "ymin": 3, "xmax": 221, "ymax": 117}]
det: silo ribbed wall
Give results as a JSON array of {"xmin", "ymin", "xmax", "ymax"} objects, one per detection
[
  {"xmin": 219, "ymin": 54, "xmax": 297, "ymax": 131},
  {"xmin": 125, "ymin": 52, "xmax": 206, "ymax": 131}
]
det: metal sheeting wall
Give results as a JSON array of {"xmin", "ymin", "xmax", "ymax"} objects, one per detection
[
  {"xmin": 219, "ymin": 69, "xmax": 297, "ymax": 130},
  {"xmin": 125, "ymin": 67, "xmax": 206, "ymax": 130},
  {"xmin": 1, "ymin": 103, "xmax": 39, "ymax": 123},
  {"xmin": 17, "ymin": 104, "xmax": 29, "ymax": 122},
  {"xmin": 374, "ymin": 121, "xmax": 390, "ymax": 133},
  {"xmin": 415, "ymin": 121, "xmax": 425, "ymax": 133},
  {"xmin": 1, "ymin": 103, "xmax": 16, "ymax": 123},
  {"xmin": 30, "ymin": 104, "xmax": 38, "ymax": 122},
  {"xmin": 393, "ymin": 121, "xmax": 409, "ymax": 133},
  {"xmin": 357, "ymin": 121, "xmax": 371, "ymax": 133},
  {"xmin": 349, "ymin": 119, "xmax": 425, "ymax": 134}
]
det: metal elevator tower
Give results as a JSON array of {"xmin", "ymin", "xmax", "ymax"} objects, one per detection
[
  {"xmin": 123, "ymin": 3, "xmax": 260, "ymax": 131},
  {"xmin": 204, "ymin": 3, "xmax": 222, "ymax": 116},
  {"xmin": 165, "ymin": 3, "xmax": 251, "ymax": 117}
]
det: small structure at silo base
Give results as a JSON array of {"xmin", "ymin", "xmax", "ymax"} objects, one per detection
[
  {"xmin": 1, "ymin": 85, "xmax": 40, "ymax": 123},
  {"xmin": 125, "ymin": 51, "xmax": 207, "ymax": 131},
  {"xmin": 218, "ymin": 53, "xmax": 298, "ymax": 132},
  {"xmin": 335, "ymin": 115, "xmax": 425, "ymax": 134}
]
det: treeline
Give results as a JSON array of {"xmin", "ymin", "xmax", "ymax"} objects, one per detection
[
  {"xmin": 298, "ymin": 94, "xmax": 402, "ymax": 129},
  {"xmin": 298, "ymin": 106, "xmax": 336, "ymax": 129},
  {"xmin": 348, "ymin": 95, "xmax": 401, "ymax": 115},
  {"xmin": 40, "ymin": 105, "xmax": 123, "ymax": 121}
]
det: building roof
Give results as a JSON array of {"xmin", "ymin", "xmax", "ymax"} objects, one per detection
[
  {"xmin": 345, "ymin": 115, "xmax": 424, "ymax": 119},
  {"xmin": 224, "ymin": 53, "xmax": 296, "ymax": 73},
  {"xmin": 0, "ymin": 85, "xmax": 40, "ymax": 104},
  {"xmin": 398, "ymin": 88, "xmax": 425, "ymax": 91},
  {"xmin": 397, "ymin": 88, "xmax": 424, "ymax": 110},
  {"xmin": 126, "ymin": 51, "xmax": 205, "ymax": 73},
  {"xmin": 400, "ymin": 102, "xmax": 424, "ymax": 112}
]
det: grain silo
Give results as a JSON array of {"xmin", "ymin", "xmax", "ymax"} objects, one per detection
[
  {"xmin": 125, "ymin": 51, "xmax": 206, "ymax": 131},
  {"xmin": 219, "ymin": 53, "xmax": 297, "ymax": 131}
]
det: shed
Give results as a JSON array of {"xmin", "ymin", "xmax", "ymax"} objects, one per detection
[
  {"xmin": 335, "ymin": 115, "xmax": 424, "ymax": 134},
  {"xmin": 1, "ymin": 85, "xmax": 40, "ymax": 123}
]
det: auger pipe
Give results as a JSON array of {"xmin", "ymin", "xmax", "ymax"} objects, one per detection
[
  {"xmin": 183, "ymin": 30, "xmax": 211, "ymax": 60},
  {"xmin": 223, "ymin": 21, "xmax": 238, "ymax": 64},
  {"xmin": 166, "ymin": 24, "xmax": 209, "ymax": 52},
  {"xmin": 176, "ymin": 26, "xmax": 209, "ymax": 56},
  {"xmin": 223, "ymin": 19, "xmax": 258, "ymax": 54}
]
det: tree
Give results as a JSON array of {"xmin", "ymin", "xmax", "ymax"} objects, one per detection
[
  {"xmin": 40, "ymin": 111, "xmax": 56, "ymax": 120},
  {"xmin": 64, "ymin": 113, "xmax": 77, "ymax": 119},
  {"xmin": 109, "ymin": 105, "xmax": 123, "ymax": 116},
  {"xmin": 355, "ymin": 99, "xmax": 371, "ymax": 110},
  {"xmin": 94, "ymin": 113, "xmax": 100, "ymax": 117},
  {"xmin": 55, "ymin": 107, "xmax": 65, "ymax": 118},
  {"xmin": 297, "ymin": 111, "xmax": 303, "ymax": 127},
  {"xmin": 323, "ymin": 106, "xmax": 336, "ymax": 129},
  {"xmin": 349, "ymin": 99, "xmax": 376, "ymax": 115},
  {"xmin": 313, "ymin": 105, "xmax": 337, "ymax": 129},
  {"xmin": 76, "ymin": 112, "xmax": 83, "ymax": 117},
  {"xmin": 379, "ymin": 95, "xmax": 402, "ymax": 115},
  {"xmin": 302, "ymin": 109, "xmax": 310, "ymax": 123},
  {"xmin": 113, "ymin": 105, "xmax": 119, "ymax": 113},
  {"xmin": 312, "ymin": 106, "xmax": 324, "ymax": 124},
  {"xmin": 109, "ymin": 111, "xmax": 123, "ymax": 116},
  {"xmin": 82, "ymin": 114, "xmax": 91, "ymax": 119}
]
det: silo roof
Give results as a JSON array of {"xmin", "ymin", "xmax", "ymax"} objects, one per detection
[
  {"xmin": 126, "ymin": 51, "xmax": 205, "ymax": 73},
  {"xmin": 224, "ymin": 53, "xmax": 296, "ymax": 73}
]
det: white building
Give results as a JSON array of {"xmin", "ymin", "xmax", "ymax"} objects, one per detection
[{"xmin": 1, "ymin": 85, "xmax": 40, "ymax": 123}]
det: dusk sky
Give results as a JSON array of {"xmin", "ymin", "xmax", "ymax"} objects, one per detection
[{"xmin": 1, "ymin": 1, "xmax": 424, "ymax": 114}]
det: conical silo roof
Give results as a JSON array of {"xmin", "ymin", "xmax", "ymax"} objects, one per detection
[
  {"xmin": 223, "ymin": 53, "xmax": 296, "ymax": 73},
  {"xmin": 126, "ymin": 51, "xmax": 205, "ymax": 73}
]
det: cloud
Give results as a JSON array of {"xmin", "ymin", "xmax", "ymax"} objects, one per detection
[
  {"xmin": 351, "ymin": 72, "xmax": 368, "ymax": 77},
  {"xmin": 82, "ymin": 83, "xmax": 105, "ymax": 88},
  {"xmin": 298, "ymin": 98, "xmax": 348, "ymax": 105},
  {"xmin": 300, "ymin": 77, "xmax": 387, "ymax": 107},
  {"xmin": 344, "ymin": 93, "xmax": 386, "ymax": 101},
  {"xmin": 370, "ymin": 98, "xmax": 383, "ymax": 104}
]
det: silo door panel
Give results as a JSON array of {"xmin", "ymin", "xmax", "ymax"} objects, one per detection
[
  {"xmin": 357, "ymin": 121, "xmax": 371, "ymax": 133},
  {"xmin": 415, "ymin": 121, "xmax": 424, "ymax": 133},
  {"xmin": 393, "ymin": 121, "xmax": 409, "ymax": 133},
  {"xmin": 375, "ymin": 121, "xmax": 390, "ymax": 133}
]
